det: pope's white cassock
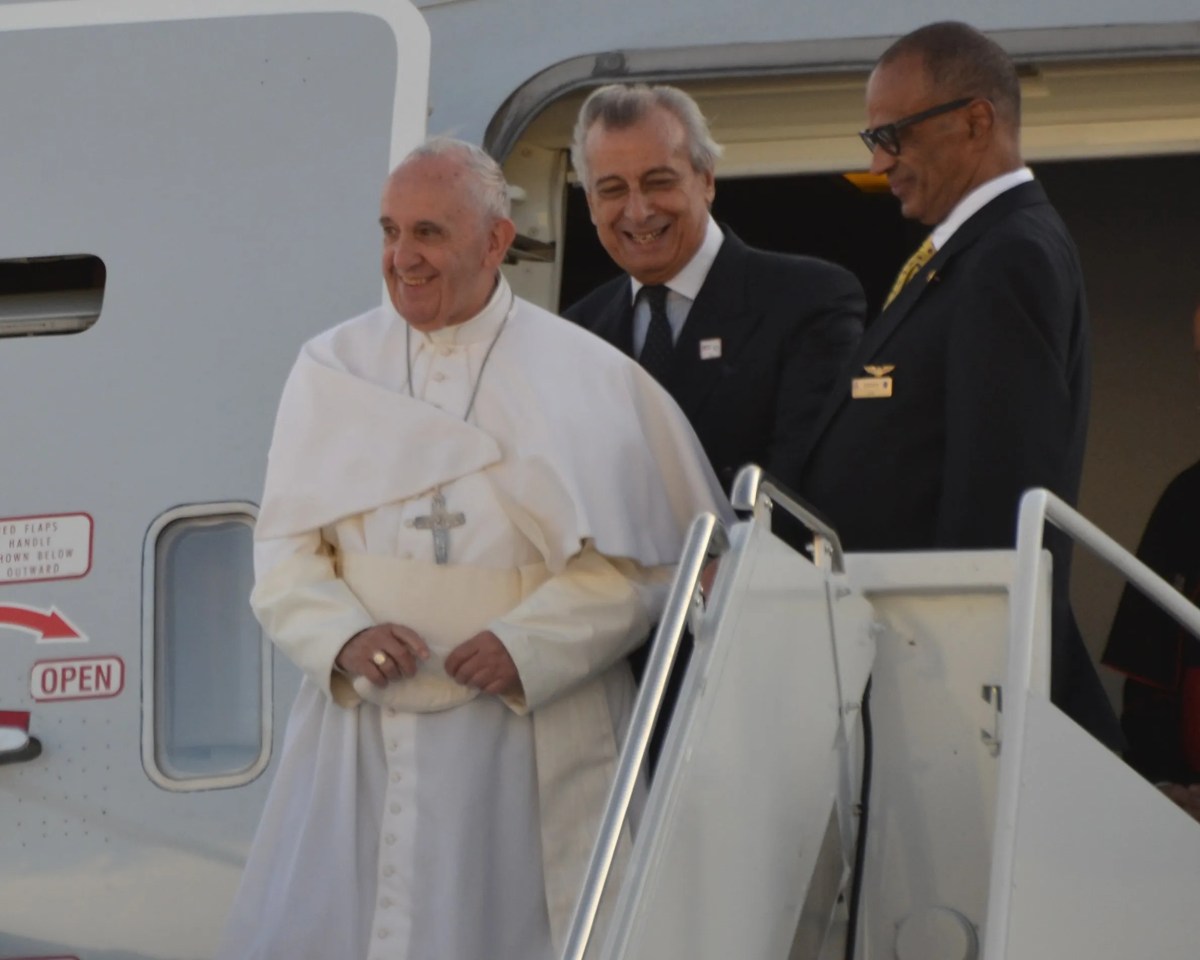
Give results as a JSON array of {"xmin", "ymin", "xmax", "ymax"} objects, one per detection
[{"xmin": 217, "ymin": 275, "xmax": 731, "ymax": 960}]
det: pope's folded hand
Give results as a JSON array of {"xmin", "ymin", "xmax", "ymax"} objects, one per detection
[
  {"xmin": 337, "ymin": 623, "xmax": 431, "ymax": 687},
  {"xmin": 445, "ymin": 630, "xmax": 523, "ymax": 697}
]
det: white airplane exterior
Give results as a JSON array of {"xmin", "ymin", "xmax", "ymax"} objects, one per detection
[{"xmin": 1, "ymin": 2, "xmax": 1198, "ymax": 958}]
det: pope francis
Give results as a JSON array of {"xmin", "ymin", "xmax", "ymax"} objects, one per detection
[{"xmin": 216, "ymin": 138, "xmax": 731, "ymax": 960}]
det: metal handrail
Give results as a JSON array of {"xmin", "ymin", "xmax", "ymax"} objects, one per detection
[
  {"xmin": 986, "ymin": 487, "xmax": 1200, "ymax": 960},
  {"xmin": 1011, "ymin": 487, "xmax": 1200, "ymax": 693},
  {"xmin": 730, "ymin": 464, "xmax": 845, "ymax": 573},
  {"xmin": 560, "ymin": 511, "xmax": 729, "ymax": 960}
]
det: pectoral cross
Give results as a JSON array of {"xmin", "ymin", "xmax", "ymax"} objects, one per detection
[{"xmin": 407, "ymin": 489, "xmax": 466, "ymax": 565}]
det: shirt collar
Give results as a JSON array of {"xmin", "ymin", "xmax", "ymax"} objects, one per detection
[
  {"xmin": 931, "ymin": 167, "xmax": 1034, "ymax": 250},
  {"xmin": 629, "ymin": 215, "xmax": 724, "ymax": 303},
  {"xmin": 398, "ymin": 273, "xmax": 513, "ymax": 347}
]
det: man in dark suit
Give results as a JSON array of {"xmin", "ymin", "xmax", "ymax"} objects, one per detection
[
  {"xmin": 565, "ymin": 84, "xmax": 864, "ymax": 765},
  {"xmin": 564, "ymin": 83, "xmax": 865, "ymax": 494},
  {"xmin": 798, "ymin": 21, "xmax": 1120, "ymax": 746}
]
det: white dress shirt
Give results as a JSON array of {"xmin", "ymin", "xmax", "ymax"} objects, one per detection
[
  {"xmin": 629, "ymin": 214, "xmax": 724, "ymax": 354},
  {"xmin": 931, "ymin": 166, "xmax": 1034, "ymax": 251}
]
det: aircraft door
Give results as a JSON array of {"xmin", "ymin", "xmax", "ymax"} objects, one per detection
[{"xmin": 0, "ymin": 3, "xmax": 429, "ymax": 957}]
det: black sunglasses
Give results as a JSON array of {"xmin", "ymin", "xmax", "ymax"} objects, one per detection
[{"xmin": 858, "ymin": 97, "xmax": 975, "ymax": 156}]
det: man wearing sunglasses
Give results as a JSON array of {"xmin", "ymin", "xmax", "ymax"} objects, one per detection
[{"xmin": 799, "ymin": 21, "xmax": 1120, "ymax": 747}]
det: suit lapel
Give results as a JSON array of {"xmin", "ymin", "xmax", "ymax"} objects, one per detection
[
  {"xmin": 669, "ymin": 229, "xmax": 764, "ymax": 415},
  {"xmin": 860, "ymin": 180, "xmax": 1049, "ymax": 356},
  {"xmin": 803, "ymin": 181, "xmax": 1051, "ymax": 458},
  {"xmin": 590, "ymin": 278, "xmax": 636, "ymax": 357}
]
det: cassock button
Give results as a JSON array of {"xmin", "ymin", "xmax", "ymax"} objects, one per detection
[
  {"xmin": 377, "ymin": 929, "xmax": 390, "ymax": 940},
  {"xmin": 432, "ymin": 371, "xmax": 447, "ymax": 382},
  {"xmin": 390, "ymin": 771, "xmax": 401, "ymax": 783},
  {"xmin": 381, "ymin": 865, "xmax": 395, "ymax": 878},
  {"xmin": 380, "ymin": 897, "xmax": 394, "ymax": 909},
  {"xmin": 390, "ymin": 802, "xmax": 402, "ymax": 814},
  {"xmin": 385, "ymin": 833, "xmax": 397, "ymax": 845},
  {"xmin": 388, "ymin": 739, "xmax": 399, "ymax": 751}
]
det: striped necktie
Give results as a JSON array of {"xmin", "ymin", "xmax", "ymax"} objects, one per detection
[
  {"xmin": 638, "ymin": 284, "xmax": 675, "ymax": 385},
  {"xmin": 882, "ymin": 236, "xmax": 936, "ymax": 311}
]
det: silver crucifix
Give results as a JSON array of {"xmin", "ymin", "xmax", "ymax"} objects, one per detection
[{"xmin": 407, "ymin": 488, "xmax": 466, "ymax": 565}]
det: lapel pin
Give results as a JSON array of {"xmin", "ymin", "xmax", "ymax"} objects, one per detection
[{"xmin": 851, "ymin": 364, "xmax": 895, "ymax": 399}]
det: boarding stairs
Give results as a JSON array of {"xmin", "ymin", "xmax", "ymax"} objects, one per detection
[{"xmin": 562, "ymin": 465, "xmax": 1200, "ymax": 960}]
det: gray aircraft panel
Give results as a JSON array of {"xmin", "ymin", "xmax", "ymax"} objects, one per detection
[{"xmin": 0, "ymin": 6, "xmax": 426, "ymax": 956}]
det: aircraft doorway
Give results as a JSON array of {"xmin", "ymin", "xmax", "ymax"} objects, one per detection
[{"xmin": 500, "ymin": 53, "xmax": 1200, "ymax": 707}]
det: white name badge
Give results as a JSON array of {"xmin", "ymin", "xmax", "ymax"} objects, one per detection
[{"xmin": 699, "ymin": 338, "xmax": 722, "ymax": 360}]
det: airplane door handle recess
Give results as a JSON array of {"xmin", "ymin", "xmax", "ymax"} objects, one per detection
[{"xmin": 0, "ymin": 727, "xmax": 43, "ymax": 766}]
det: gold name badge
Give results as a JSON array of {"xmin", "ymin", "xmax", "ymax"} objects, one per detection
[
  {"xmin": 852, "ymin": 363, "xmax": 895, "ymax": 399},
  {"xmin": 851, "ymin": 376, "xmax": 893, "ymax": 399}
]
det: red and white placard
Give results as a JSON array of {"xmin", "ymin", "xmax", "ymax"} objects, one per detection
[
  {"xmin": 31, "ymin": 656, "xmax": 124, "ymax": 702},
  {"xmin": 0, "ymin": 512, "xmax": 93, "ymax": 584}
]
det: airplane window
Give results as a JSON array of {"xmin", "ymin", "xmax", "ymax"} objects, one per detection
[
  {"xmin": 0, "ymin": 255, "xmax": 104, "ymax": 338},
  {"xmin": 143, "ymin": 505, "xmax": 271, "ymax": 790}
]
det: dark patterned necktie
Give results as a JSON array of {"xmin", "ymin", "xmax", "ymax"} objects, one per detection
[{"xmin": 638, "ymin": 284, "xmax": 675, "ymax": 385}]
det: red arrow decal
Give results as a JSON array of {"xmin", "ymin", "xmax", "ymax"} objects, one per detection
[
  {"xmin": 0, "ymin": 710, "xmax": 30, "ymax": 731},
  {"xmin": 0, "ymin": 604, "xmax": 86, "ymax": 642}
]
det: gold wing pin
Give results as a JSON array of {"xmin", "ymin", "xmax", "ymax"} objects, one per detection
[{"xmin": 863, "ymin": 364, "xmax": 895, "ymax": 378}]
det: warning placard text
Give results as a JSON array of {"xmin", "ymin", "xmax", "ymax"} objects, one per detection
[{"xmin": 0, "ymin": 513, "xmax": 93, "ymax": 585}]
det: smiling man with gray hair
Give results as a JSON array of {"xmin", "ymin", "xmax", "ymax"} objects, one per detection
[
  {"xmin": 217, "ymin": 137, "xmax": 729, "ymax": 960},
  {"xmin": 565, "ymin": 83, "xmax": 865, "ymax": 495}
]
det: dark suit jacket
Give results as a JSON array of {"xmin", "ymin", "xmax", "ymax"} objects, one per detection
[
  {"xmin": 798, "ymin": 179, "xmax": 1120, "ymax": 746},
  {"xmin": 564, "ymin": 227, "xmax": 865, "ymax": 494}
]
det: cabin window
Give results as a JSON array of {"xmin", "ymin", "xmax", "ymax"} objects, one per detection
[
  {"xmin": 0, "ymin": 255, "xmax": 104, "ymax": 338},
  {"xmin": 142, "ymin": 503, "xmax": 271, "ymax": 791}
]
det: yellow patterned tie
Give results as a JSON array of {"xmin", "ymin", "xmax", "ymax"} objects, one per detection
[{"xmin": 882, "ymin": 236, "xmax": 936, "ymax": 310}]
